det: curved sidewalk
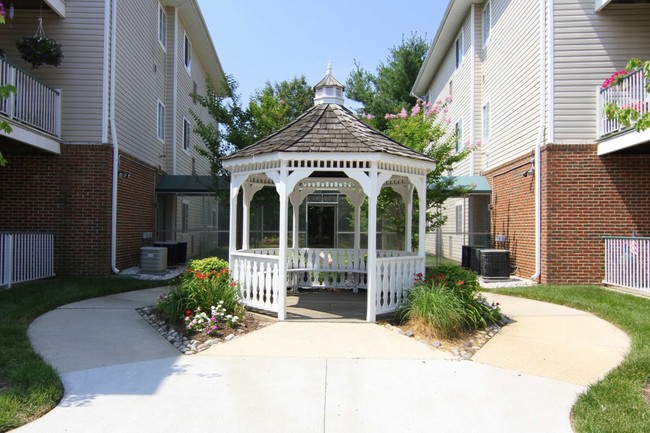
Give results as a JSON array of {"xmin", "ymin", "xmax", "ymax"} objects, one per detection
[{"xmin": 13, "ymin": 288, "xmax": 629, "ymax": 433}]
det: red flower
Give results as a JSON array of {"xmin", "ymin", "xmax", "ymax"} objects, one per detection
[
  {"xmin": 456, "ymin": 280, "xmax": 465, "ymax": 286},
  {"xmin": 185, "ymin": 310, "xmax": 192, "ymax": 316},
  {"xmin": 230, "ymin": 281, "xmax": 237, "ymax": 287},
  {"xmin": 195, "ymin": 272, "xmax": 208, "ymax": 280}
]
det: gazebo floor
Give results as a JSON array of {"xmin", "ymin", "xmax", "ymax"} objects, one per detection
[{"xmin": 286, "ymin": 290, "xmax": 367, "ymax": 322}]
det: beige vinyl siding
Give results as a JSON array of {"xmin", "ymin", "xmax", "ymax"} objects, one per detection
[
  {"xmin": 174, "ymin": 17, "xmax": 212, "ymax": 177},
  {"xmin": 471, "ymin": 4, "xmax": 484, "ymax": 175},
  {"xmin": 553, "ymin": 1, "xmax": 650, "ymax": 143},
  {"xmin": 113, "ymin": 0, "xmax": 167, "ymax": 167},
  {"xmin": 0, "ymin": 3, "xmax": 106, "ymax": 143},
  {"xmin": 481, "ymin": 0, "xmax": 541, "ymax": 171}
]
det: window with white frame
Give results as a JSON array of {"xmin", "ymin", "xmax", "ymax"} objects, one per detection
[
  {"xmin": 455, "ymin": 204, "xmax": 463, "ymax": 234},
  {"xmin": 157, "ymin": 100, "xmax": 165, "ymax": 141},
  {"xmin": 455, "ymin": 31, "xmax": 464, "ymax": 69},
  {"xmin": 182, "ymin": 201, "xmax": 189, "ymax": 231},
  {"xmin": 482, "ymin": 102, "xmax": 490, "ymax": 144},
  {"xmin": 184, "ymin": 34, "xmax": 192, "ymax": 71},
  {"xmin": 183, "ymin": 118, "xmax": 191, "ymax": 151},
  {"xmin": 482, "ymin": 1, "xmax": 491, "ymax": 47},
  {"xmin": 158, "ymin": 4, "xmax": 166, "ymax": 49},
  {"xmin": 455, "ymin": 119, "xmax": 463, "ymax": 153}
]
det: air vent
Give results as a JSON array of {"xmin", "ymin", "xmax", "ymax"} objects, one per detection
[
  {"xmin": 140, "ymin": 247, "xmax": 167, "ymax": 274},
  {"xmin": 479, "ymin": 249, "xmax": 510, "ymax": 278}
]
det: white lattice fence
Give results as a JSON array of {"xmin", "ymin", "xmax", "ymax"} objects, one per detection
[{"xmin": 603, "ymin": 236, "xmax": 650, "ymax": 291}]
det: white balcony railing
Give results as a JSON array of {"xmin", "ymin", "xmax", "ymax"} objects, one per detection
[
  {"xmin": 0, "ymin": 57, "xmax": 61, "ymax": 138},
  {"xmin": 603, "ymin": 236, "xmax": 650, "ymax": 292},
  {"xmin": 598, "ymin": 69, "xmax": 649, "ymax": 138}
]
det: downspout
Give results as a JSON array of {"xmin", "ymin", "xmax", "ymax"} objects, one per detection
[
  {"xmin": 110, "ymin": 0, "xmax": 119, "ymax": 274},
  {"xmin": 531, "ymin": 0, "xmax": 546, "ymax": 282}
]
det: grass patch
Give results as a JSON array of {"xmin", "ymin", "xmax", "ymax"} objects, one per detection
[
  {"xmin": 493, "ymin": 285, "xmax": 650, "ymax": 433},
  {"xmin": 0, "ymin": 277, "xmax": 172, "ymax": 432}
]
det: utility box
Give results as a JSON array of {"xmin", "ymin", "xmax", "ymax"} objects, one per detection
[{"xmin": 140, "ymin": 247, "xmax": 167, "ymax": 274}]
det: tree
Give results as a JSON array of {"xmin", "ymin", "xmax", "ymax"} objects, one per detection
[
  {"xmin": 346, "ymin": 33, "xmax": 429, "ymax": 131},
  {"xmin": 248, "ymin": 76, "xmax": 313, "ymax": 142},
  {"xmin": 603, "ymin": 58, "xmax": 650, "ymax": 132},
  {"xmin": 364, "ymin": 99, "xmax": 473, "ymax": 238}
]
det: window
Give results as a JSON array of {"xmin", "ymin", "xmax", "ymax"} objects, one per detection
[
  {"xmin": 157, "ymin": 100, "xmax": 165, "ymax": 141},
  {"xmin": 158, "ymin": 4, "xmax": 166, "ymax": 49},
  {"xmin": 182, "ymin": 202, "xmax": 189, "ymax": 231},
  {"xmin": 183, "ymin": 118, "xmax": 191, "ymax": 151},
  {"xmin": 455, "ymin": 204, "xmax": 463, "ymax": 234},
  {"xmin": 184, "ymin": 34, "xmax": 192, "ymax": 71},
  {"xmin": 455, "ymin": 119, "xmax": 463, "ymax": 153},
  {"xmin": 455, "ymin": 31, "xmax": 464, "ymax": 69},
  {"xmin": 482, "ymin": 103, "xmax": 490, "ymax": 144},
  {"xmin": 482, "ymin": 1, "xmax": 491, "ymax": 46}
]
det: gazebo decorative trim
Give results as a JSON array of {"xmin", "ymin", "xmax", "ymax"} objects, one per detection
[{"xmin": 222, "ymin": 69, "xmax": 436, "ymax": 322}]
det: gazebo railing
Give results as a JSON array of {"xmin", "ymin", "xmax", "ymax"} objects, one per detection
[
  {"xmin": 376, "ymin": 255, "xmax": 422, "ymax": 315},
  {"xmin": 231, "ymin": 251, "xmax": 281, "ymax": 313},
  {"xmin": 603, "ymin": 236, "xmax": 650, "ymax": 291}
]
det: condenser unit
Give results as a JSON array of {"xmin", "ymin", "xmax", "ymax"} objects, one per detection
[
  {"xmin": 140, "ymin": 247, "xmax": 167, "ymax": 274},
  {"xmin": 461, "ymin": 246, "xmax": 483, "ymax": 274},
  {"xmin": 479, "ymin": 249, "xmax": 510, "ymax": 278}
]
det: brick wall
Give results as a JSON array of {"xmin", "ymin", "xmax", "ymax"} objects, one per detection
[
  {"xmin": 0, "ymin": 144, "xmax": 160, "ymax": 276},
  {"xmin": 115, "ymin": 154, "xmax": 159, "ymax": 270},
  {"xmin": 487, "ymin": 153, "xmax": 537, "ymax": 280},
  {"xmin": 543, "ymin": 144, "xmax": 650, "ymax": 284},
  {"xmin": 488, "ymin": 144, "xmax": 650, "ymax": 285}
]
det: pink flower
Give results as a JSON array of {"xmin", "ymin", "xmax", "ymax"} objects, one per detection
[
  {"xmin": 363, "ymin": 113, "xmax": 375, "ymax": 120},
  {"xmin": 398, "ymin": 108, "xmax": 408, "ymax": 118},
  {"xmin": 411, "ymin": 104, "xmax": 421, "ymax": 117},
  {"xmin": 445, "ymin": 95, "xmax": 453, "ymax": 103}
]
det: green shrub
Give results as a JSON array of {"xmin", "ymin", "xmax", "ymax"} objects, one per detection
[
  {"xmin": 157, "ymin": 257, "xmax": 244, "ymax": 324},
  {"xmin": 397, "ymin": 264, "xmax": 500, "ymax": 339}
]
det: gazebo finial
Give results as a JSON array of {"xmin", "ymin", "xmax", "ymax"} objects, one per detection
[{"xmin": 326, "ymin": 61, "xmax": 333, "ymax": 76}]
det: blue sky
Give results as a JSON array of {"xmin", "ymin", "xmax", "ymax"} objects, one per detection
[{"xmin": 196, "ymin": 0, "xmax": 446, "ymax": 107}]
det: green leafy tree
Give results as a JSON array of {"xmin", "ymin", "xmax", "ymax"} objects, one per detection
[
  {"xmin": 346, "ymin": 33, "xmax": 429, "ymax": 131},
  {"xmin": 603, "ymin": 58, "xmax": 650, "ymax": 132},
  {"xmin": 190, "ymin": 75, "xmax": 252, "ymax": 198},
  {"xmin": 363, "ymin": 99, "xmax": 473, "ymax": 241},
  {"xmin": 248, "ymin": 75, "xmax": 313, "ymax": 142}
]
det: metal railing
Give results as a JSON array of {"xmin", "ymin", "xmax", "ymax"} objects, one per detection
[
  {"xmin": 1, "ymin": 232, "xmax": 55, "ymax": 288},
  {"xmin": 0, "ymin": 57, "xmax": 61, "ymax": 138},
  {"xmin": 598, "ymin": 69, "xmax": 649, "ymax": 138},
  {"xmin": 603, "ymin": 236, "xmax": 649, "ymax": 291}
]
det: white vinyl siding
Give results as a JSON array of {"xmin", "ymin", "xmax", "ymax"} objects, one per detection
[
  {"xmin": 480, "ymin": 0, "xmax": 541, "ymax": 170},
  {"xmin": 456, "ymin": 119, "xmax": 463, "ymax": 153},
  {"xmin": 553, "ymin": 0, "xmax": 650, "ymax": 143},
  {"xmin": 483, "ymin": 102, "xmax": 490, "ymax": 145}
]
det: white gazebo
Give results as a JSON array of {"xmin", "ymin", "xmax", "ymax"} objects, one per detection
[{"xmin": 222, "ymin": 66, "xmax": 436, "ymax": 322}]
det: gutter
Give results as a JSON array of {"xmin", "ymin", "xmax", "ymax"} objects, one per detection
[
  {"xmin": 531, "ymin": 0, "xmax": 546, "ymax": 282},
  {"xmin": 110, "ymin": 0, "xmax": 119, "ymax": 274}
]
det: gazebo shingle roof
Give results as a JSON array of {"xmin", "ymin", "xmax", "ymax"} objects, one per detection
[{"xmin": 222, "ymin": 103, "xmax": 435, "ymax": 163}]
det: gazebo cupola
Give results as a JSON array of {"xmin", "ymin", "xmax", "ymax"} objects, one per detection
[{"xmin": 313, "ymin": 62, "xmax": 345, "ymax": 105}]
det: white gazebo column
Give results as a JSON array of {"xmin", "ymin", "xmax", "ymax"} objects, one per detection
[
  {"xmin": 366, "ymin": 188, "xmax": 378, "ymax": 322},
  {"xmin": 347, "ymin": 191, "xmax": 365, "ymax": 251},
  {"xmin": 416, "ymin": 179, "xmax": 428, "ymax": 275},
  {"xmin": 276, "ymin": 181, "xmax": 289, "ymax": 321},
  {"xmin": 228, "ymin": 174, "xmax": 246, "ymax": 264},
  {"xmin": 394, "ymin": 185, "xmax": 414, "ymax": 252}
]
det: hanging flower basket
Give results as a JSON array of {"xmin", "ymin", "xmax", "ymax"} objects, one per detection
[
  {"xmin": 16, "ymin": 35, "xmax": 63, "ymax": 69},
  {"xmin": 15, "ymin": 17, "xmax": 63, "ymax": 69}
]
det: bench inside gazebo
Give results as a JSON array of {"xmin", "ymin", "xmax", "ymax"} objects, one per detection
[{"xmin": 222, "ymin": 66, "xmax": 436, "ymax": 322}]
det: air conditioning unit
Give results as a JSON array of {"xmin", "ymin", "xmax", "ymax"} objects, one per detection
[
  {"xmin": 140, "ymin": 247, "xmax": 167, "ymax": 274},
  {"xmin": 461, "ymin": 246, "xmax": 483, "ymax": 274},
  {"xmin": 479, "ymin": 249, "xmax": 510, "ymax": 278}
]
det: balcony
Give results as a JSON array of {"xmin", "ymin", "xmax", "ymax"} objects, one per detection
[
  {"xmin": 0, "ymin": 56, "xmax": 61, "ymax": 154},
  {"xmin": 597, "ymin": 68, "xmax": 650, "ymax": 155}
]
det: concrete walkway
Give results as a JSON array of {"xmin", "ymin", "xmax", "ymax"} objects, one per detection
[{"xmin": 13, "ymin": 288, "xmax": 630, "ymax": 433}]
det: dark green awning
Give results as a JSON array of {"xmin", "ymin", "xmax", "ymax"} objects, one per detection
[{"xmin": 156, "ymin": 175, "xmax": 217, "ymax": 194}]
